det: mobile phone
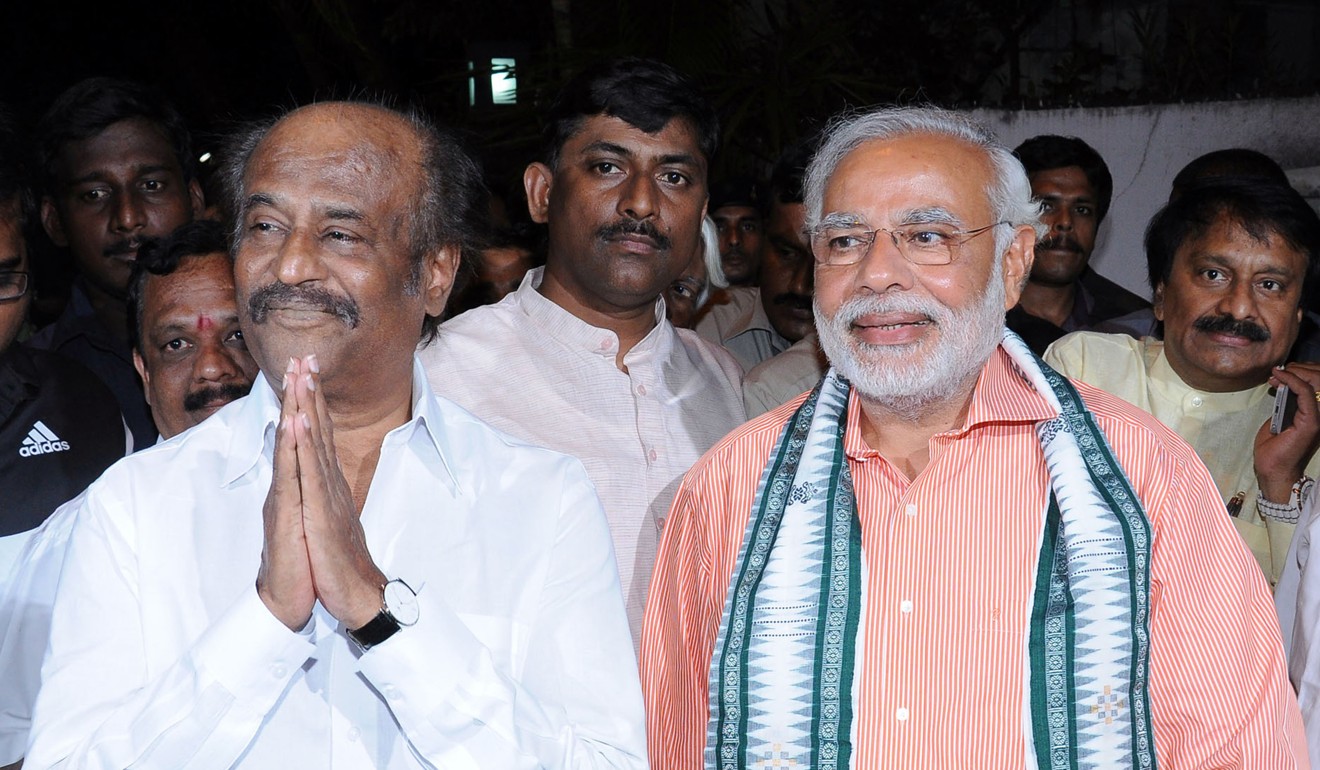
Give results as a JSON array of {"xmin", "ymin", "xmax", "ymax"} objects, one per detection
[{"xmin": 1271, "ymin": 385, "xmax": 1299, "ymax": 434}]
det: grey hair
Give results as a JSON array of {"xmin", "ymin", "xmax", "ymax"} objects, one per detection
[
  {"xmin": 803, "ymin": 106, "xmax": 1044, "ymax": 258},
  {"xmin": 696, "ymin": 216, "xmax": 727, "ymax": 310}
]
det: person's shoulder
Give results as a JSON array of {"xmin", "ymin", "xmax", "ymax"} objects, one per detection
[
  {"xmin": 673, "ymin": 325, "xmax": 744, "ymax": 383},
  {"xmin": 684, "ymin": 395, "xmax": 801, "ymax": 483},
  {"xmin": 423, "ymin": 391, "xmax": 592, "ymax": 481},
  {"xmin": 1049, "ymin": 329, "xmax": 1145, "ymax": 358},
  {"xmin": 1072, "ymin": 377, "xmax": 1196, "ymax": 468}
]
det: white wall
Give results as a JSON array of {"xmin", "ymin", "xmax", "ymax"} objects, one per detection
[{"xmin": 971, "ymin": 97, "xmax": 1320, "ymax": 298}]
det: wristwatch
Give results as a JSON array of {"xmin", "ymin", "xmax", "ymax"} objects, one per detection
[{"xmin": 347, "ymin": 578, "xmax": 419, "ymax": 650}]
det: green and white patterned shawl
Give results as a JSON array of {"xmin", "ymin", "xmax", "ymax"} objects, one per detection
[{"xmin": 705, "ymin": 330, "xmax": 1157, "ymax": 770}]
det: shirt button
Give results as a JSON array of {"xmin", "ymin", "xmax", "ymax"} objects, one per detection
[
  {"xmin": 599, "ymin": 338, "xmax": 612, "ymax": 351},
  {"xmin": 896, "ymin": 707, "xmax": 909, "ymax": 721},
  {"xmin": 900, "ymin": 600, "xmax": 913, "ymax": 614},
  {"xmin": 384, "ymin": 685, "xmax": 401, "ymax": 701},
  {"xmin": 270, "ymin": 663, "xmax": 288, "ymax": 678},
  {"xmin": 637, "ymin": 384, "xmax": 648, "ymax": 396},
  {"xmin": 648, "ymin": 449, "xmax": 658, "ymax": 462},
  {"xmin": 347, "ymin": 727, "xmax": 361, "ymax": 742},
  {"xmin": 1190, "ymin": 396, "xmax": 1203, "ymax": 408},
  {"xmin": 904, "ymin": 503, "xmax": 917, "ymax": 517}
]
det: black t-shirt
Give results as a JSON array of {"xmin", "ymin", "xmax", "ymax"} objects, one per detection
[{"xmin": 0, "ymin": 346, "xmax": 127, "ymax": 536}]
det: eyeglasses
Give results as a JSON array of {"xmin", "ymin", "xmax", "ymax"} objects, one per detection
[
  {"xmin": 0, "ymin": 271, "xmax": 27, "ymax": 301},
  {"xmin": 810, "ymin": 221, "xmax": 1006, "ymax": 267}
]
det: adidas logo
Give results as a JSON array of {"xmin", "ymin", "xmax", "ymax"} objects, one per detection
[{"xmin": 19, "ymin": 421, "xmax": 71, "ymax": 457}]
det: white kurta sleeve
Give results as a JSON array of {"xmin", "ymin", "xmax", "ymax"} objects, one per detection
[
  {"xmin": 25, "ymin": 495, "xmax": 317, "ymax": 770},
  {"xmin": 354, "ymin": 462, "xmax": 647, "ymax": 769}
]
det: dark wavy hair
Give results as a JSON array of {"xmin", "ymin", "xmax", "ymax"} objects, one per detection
[
  {"xmin": 1145, "ymin": 177, "xmax": 1320, "ymax": 306},
  {"xmin": 1013, "ymin": 134, "xmax": 1113, "ymax": 224},
  {"xmin": 36, "ymin": 77, "xmax": 196, "ymax": 193},
  {"xmin": 541, "ymin": 57, "xmax": 719, "ymax": 170},
  {"xmin": 126, "ymin": 219, "xmax": 231, "ymax": 355}
]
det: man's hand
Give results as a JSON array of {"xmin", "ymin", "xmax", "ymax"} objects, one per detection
[
  {"xmin": 1255, "ymin": 363, "xmax": 1320, "ymax": 502},
  {"xmin": 256, "ymin": 357, "xmax": 317, "ymax": 631},
  {"xmin": 289, "ymin": 355, "xmax": 386, "ymax": 630}
]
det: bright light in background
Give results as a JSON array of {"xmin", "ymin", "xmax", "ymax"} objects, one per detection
[
  {"xmin": 198, "ymin": 152, "xmax": 212, "ymax": 164},
  {"xmin": 491, "ymin": 58, "xmax": 517, "ymax": 105}
]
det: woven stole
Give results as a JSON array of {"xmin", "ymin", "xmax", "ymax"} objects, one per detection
[{"xmin": 705, "ymin": 332, "xmax": 1157, "ymax": 769}]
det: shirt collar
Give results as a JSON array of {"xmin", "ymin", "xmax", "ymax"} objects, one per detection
[
  {"xmin": 841, "ymin": 344, "xmax": 1057, "ymax": 459},
  {"xmin": 1148, "ymin": 340, "xmax": 1265, "ymax": 407},
  {"xmin": 512, "ymin": 266, "xmax": 672, "ymax": 362},
  {"xmin": 221, "ymin": 356, "xmax": 461, "ymax": 494}
]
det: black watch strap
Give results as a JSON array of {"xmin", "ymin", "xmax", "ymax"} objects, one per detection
[{"xmin": 348, "ymin": 607, "xmax": 401, "ymax": 650}]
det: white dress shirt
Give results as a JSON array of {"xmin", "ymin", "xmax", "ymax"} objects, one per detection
[
  {"xmin": 0, "ymin": 493, "xmax": 82, "ymax": 765},
  {"xmin": 26, "ymin": 358, "xmax": 645, "ymax": 769},
  {"xmin": 420, "ymin": 268, "xmax": 746, "ymax": 643}
]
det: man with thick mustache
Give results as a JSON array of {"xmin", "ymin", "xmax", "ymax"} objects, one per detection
[
  {"xmin": 420, "ymin": 58, "xmax": 745, "ymax": 646},
  {"xmin": 27, "ymin": 100, "xmax": 645, "ymax": 768},
  {"xmin": 1047, "ymin": 178, "xmax": 1320, "ymax": 586},
  {"xmin": 642, "ymin": 107, "xmax": 1303, "ymax": 768},
  {"xmin": 127, "ymin": 219, "xmax": 259, "ymax": 438},
  {"xmin": 1006, "ymin": 135, "xmax": 1148, "ymax": 354},
  {"xmin": 27, "ymin": 78, "xmax": 205, "ymax": 449}
]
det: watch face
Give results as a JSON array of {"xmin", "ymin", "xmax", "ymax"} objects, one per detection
[{"xmin": 384, "ymin": 580, "xmax": 420, "ymax": 626}]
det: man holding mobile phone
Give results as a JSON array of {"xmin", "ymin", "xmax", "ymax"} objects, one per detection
[{"xmin": 1046, "ymin": 177, "xmax": 1320, "ymax": 587}]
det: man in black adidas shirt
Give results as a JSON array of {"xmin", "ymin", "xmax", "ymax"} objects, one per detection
[{"xmin": 0, "ymin": 111, "xmax": 127, "ymax": 549}]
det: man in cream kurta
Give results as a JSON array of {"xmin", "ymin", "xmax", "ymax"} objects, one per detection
[
  {"xmin": 1047, "ymin": 331, "xmax": 1320, "ymax": 583},
  {"xmin": 420, "ymin": 60, "xmax": 746, "ymax": 644}
]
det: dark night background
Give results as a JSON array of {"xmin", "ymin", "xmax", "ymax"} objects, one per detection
[{"xmin": 5, "ymin": 0, "xmax": 1319, "ymax": 197}]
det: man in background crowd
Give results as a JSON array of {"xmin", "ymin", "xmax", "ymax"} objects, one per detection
[
  {"xmin": 1047, "ymin": 178, "xmax": 1320, "ymax": 586},
  {"xmin": 709, "ymin": 178, "xmax": 763, "ymax": 287},
  {"xmin": 28, "ymin": 77, "xmax": 204, "ymax": 448},
  {"xmin": 1006, "ymin": 135, "xmax": 1148, "ymax": 353},
  {"xmin": 422, "ymin": 58, "xmax": 745, "ymax": 643}
]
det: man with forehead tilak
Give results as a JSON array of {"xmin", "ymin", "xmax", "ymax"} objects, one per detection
[
  {"xmin": 28, "ymin": 101, "xmax": 644, "ymax": 769},
  {"xmin": 640, "ymin": 107, "xmax": 1303, "ymax": 769}
]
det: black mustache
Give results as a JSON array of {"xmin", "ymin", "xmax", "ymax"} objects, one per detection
[
  {"xmin": 246, "ymin": 282, "xmax": 361, "ymax": 328},
  {"xmin": 1037, "ymin": 235, "xmax": 1083, "ymax": 254},
  {"xmin": 1193, "ymin": 313, "xmax": 1270, "ymax": 341},
  {"xmin": 104, "ymin": 238, "xmax": 144, "ymax": 258},
  {"xmin": 598, "ymin": 219, "xmax": 671, "ymax": 250},
  {"xmin": 771, "ymin": 293, "xmax": 812, "ymax": 311},
  {"xmin": 183, "ymin": 382, "xmax": 251, "ymax": 413}
]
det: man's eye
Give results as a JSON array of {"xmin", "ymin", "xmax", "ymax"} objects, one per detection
[
  {"xmin": 1260, "ymin": 279, "xmax": 1284, "ymax": 292},
  {"xmin": 1075, "ymin": 205, "xmax": 1092, "ymax": 216},
  {"xmin": 79, "ymin": 188, "xmax": 109, "ymax": 203},
  {"xmin": 326, "ymin": 230, "xmax": 355, "ymax": 242},
  {"xmin": 906, "ymin": 229, "xmax": 951, "ymax": 247},
  {"xmin": 671, "ymin": 283, "xmax": 694, "ymax": 298},
  {"xmin": 141, "ymin": 179, "xmax": 166, "ymax": 193},
  {"xmin": 1039, "ymin": 200, "xmax": 1056, "ymax": 212},
  {"xmin": 249, "ymin": 221, "xmax": 278, "ymax": 234},
  {"xmin": 827, "ymin": 232, "xmax": 868, "ymax": 250},
  {"xmin": 227, "ymin": 329, "xmax": 247, "ymax": 347},
  {"xmin": 592, "ymin": 161, "xmax": 621, "ymax": 175},
  {"xmin": 163, "ymin": 339, "xmax": 190, "ymax": 352},
  {"xmin": 1201, "ymin": 268, "xmax": 1226, "ymax": 282},
  {"xmin": 660, "ymin": 171, "xmax": 689, "ymax": 186},
  {"xmin": 741, "ymin": 221, "xmax": 761, "ymax": 234}
]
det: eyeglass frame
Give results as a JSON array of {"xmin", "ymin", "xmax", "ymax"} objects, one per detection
[
  {"xmin": 0, "ymin": 271, "xmax": 28, "ymax": 302},
  {"xmin": 808, "ymin": 218, "xmax": 1008, "ymax": 267}
]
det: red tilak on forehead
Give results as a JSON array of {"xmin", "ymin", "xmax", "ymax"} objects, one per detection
[{"xmin": 196, "ymin": 315, "xmax": 214, "ymax": 331}]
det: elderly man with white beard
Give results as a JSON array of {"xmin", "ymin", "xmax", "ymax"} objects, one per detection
[{"xmin": 639, "ymin": 106, "xmax": 1304, "ymax": 769}]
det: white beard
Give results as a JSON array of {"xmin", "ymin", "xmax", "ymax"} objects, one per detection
[{"xmin": 814, "ymin": 261, "xmax": 1007, "ymax": 419}]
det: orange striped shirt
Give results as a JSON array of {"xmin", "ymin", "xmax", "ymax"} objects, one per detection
[{"xmin": 641, "ymin": 346, "xmax": 1307, "ymax": 769}]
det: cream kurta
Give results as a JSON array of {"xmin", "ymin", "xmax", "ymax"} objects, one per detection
[
  {"xmin": 1046, "ymin": 331, "xmax": 1318, "ymax": 583},
  {"xmin": 420, "ymin": 268, "xmax": 746, "ymax": 644}
]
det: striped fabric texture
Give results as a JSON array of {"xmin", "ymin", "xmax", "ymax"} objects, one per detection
[{"xmin": 641, "ymin": 345, "xmax": 1306, "ymax": 769}]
